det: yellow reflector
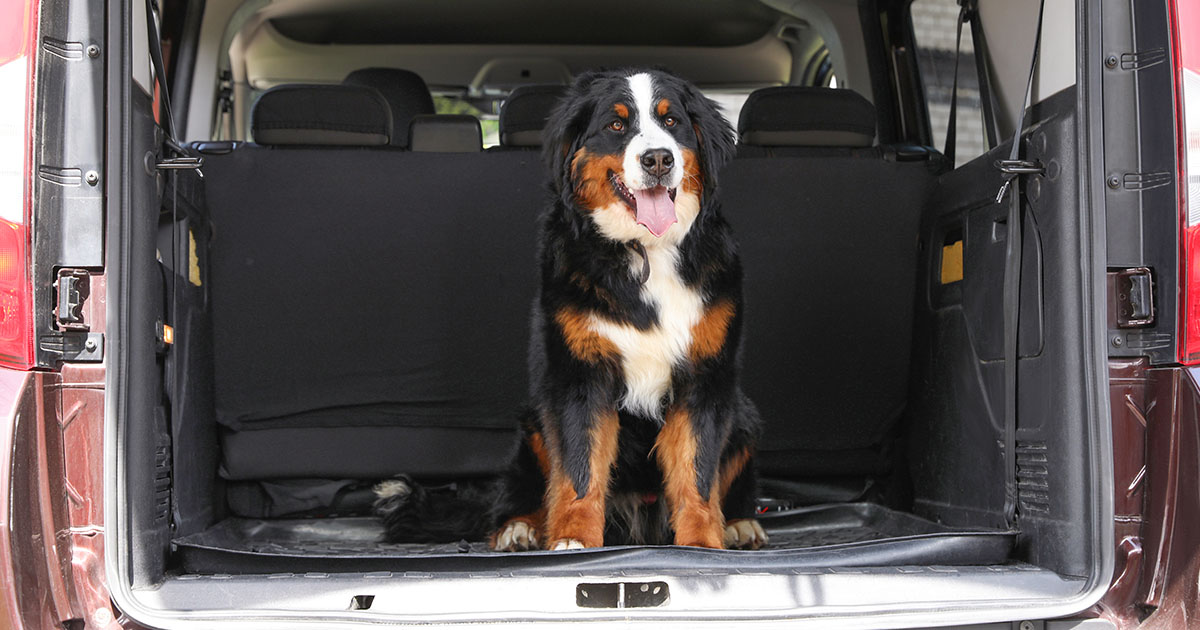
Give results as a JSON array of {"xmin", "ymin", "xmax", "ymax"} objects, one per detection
[
  {"xmin": 188, "ymin": 229, "xmax": 201, "ymax": 287},
  {"xmin": 162, "ymin": 324, "xmax": 174, "ymax": 345},
  {"xmin": 941, "ymin": 240, "xmax": 964, "ymax": 284}
]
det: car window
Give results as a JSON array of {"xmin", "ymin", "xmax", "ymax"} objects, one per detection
[{"xmin": 912, "ymin": 0, "xmax": 987, "ymax": 167}]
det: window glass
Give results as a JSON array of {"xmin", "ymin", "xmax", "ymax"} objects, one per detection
[{"xmin": 912, "ymin": 0, "xmax": 987, "ymax": 167}]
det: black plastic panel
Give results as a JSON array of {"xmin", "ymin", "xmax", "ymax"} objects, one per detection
[
  {"xmin": 172, "ymin": 503, "xmax": 1013, "ymax": 574},
  {"xmin": 908, "ymin": 87, "xmax": 1097, "ymax": 578}
]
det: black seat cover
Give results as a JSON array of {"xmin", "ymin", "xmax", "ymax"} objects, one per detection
[
  {"xmin": 251, "ymin": 84, "xmax": 392, "ymax": 146},
  {"xmin": 738, "ymin": 86, "xmax": 876, "ymax": 148},
  {"xmin": 723, "ymin": 86, "xmax": 932, "ymax": 476}
]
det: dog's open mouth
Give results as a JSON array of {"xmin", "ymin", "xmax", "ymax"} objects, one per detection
[{"xmin": 609, "ymin": 170, "xmax": 678, "ymax": 237}]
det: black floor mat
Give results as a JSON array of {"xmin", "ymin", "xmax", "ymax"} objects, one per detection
[{"xmin": 174, "ymin": 503, "xmax": 1014, "ymax": 574}]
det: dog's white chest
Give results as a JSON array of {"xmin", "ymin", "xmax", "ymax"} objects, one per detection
[{"xmin": 588, "ymin": 246, "xmax": 704, "ymax": 418}]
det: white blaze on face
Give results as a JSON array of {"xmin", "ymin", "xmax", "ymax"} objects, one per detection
[{"xmin": 622, "ymin": 72, "xmax": 684, "ymax": 192}]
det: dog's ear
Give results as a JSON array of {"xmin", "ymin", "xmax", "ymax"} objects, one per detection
[
  {"xmin": 678, "ymin": 81, "xmax": 736, "ymax": 192},
  {"xmin": 543, "ymin": 73, "xmax": 601, "ymax": 195}
]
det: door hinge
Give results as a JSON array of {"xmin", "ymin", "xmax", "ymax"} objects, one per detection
[{"xmin": 1109, "ymin": 267, "xmax": 1155, "ymax": 328}]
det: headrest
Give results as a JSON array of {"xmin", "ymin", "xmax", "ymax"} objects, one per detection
[
  {"xmin": 252, "ymin": 84, "xmax": 392, "ymax": 147},
  {"xmin": 499, "ymin": 85, "xmax": 567, "ymax": 147},
  {"xmin": 343, "ymin": 68, "xmax": 435, "ymax": 148},
  {"xmin": 409, "ymin": 115, "xmax": 483, "ymax": 153},
  {"xmin": 738, "ymin": 87, "xmax": 876, "ymax": 147}
]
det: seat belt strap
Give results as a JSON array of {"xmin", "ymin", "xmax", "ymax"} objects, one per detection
[
  {"xmin": 942, "ymin": 1, "xmax": 973, "ymax": 164},
  {"xmin": 995, "ymin": 0, "xmax": 1047, "ymax": 530}
]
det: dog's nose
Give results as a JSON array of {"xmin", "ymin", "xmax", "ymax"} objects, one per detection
[{"xmin": 640, "ymin": 149, "xmax": 674, "ymax": 178}]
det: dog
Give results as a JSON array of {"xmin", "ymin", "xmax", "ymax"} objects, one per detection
[{"xmin": 375, "ymin": 68, "xmax": 766, "ymax": 551}]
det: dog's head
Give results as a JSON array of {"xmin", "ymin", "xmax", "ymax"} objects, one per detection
[{"xmin": 544, "ymin": 69, "xmax": 736, "ymax": 246}]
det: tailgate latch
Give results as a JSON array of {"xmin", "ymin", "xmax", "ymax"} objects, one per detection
[
  {"xmin": 41, "ymin": 269, "xmax": 103, "ymax": 363},
  {"xmin": 1111, "ymin": 267, "xmax": 1154, "ymax": 328},
  {"xmin": 54, "ymin": 268, "xmax": 91, "ymax": 331}
]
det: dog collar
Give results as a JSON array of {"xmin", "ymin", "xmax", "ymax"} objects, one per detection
[{"xmin": 629, "ymin": 241, "xmax": 651, "ymax": 285}]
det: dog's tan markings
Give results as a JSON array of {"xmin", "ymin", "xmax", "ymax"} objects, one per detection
[
  {"xmin": 655, "ymin": 407, "xmax": 724, "ymax": 548},
  {"xmin": 680, "ymin": 148, "xmax": 703, "ymax": 196},
  {"xmin": 614, "ymin": 103, "xmax": 629, "ymax": 118},
  {"xmin": 554, "ymin": 306, "xmax": 619, "ymax": 364},
  {"xmin": 545, "ymin": 410, "xmax": 620, "ymax": 549},
  {"xmin": 656, "ymin": 98, "xmax": 671, "ymax": 117},
  {"xmin": 571, "ymin": 148, "xmax": 625, "ymax": 211},
  {"xmin": 689, "ymin": 299, "xmax": 736, "ymax": 362},
  {"xmin": 716, "ymin": 445, "xmax": 753, "ymax": 502},
  {"xmin": 715, "ymin": 448, "xmax": 767, "ymax": 550},
  {"xmin": 527, "ymin": 431, "xmax": 553, "ymax": 477},
  {"xmin": 569, "ymin": 271, "xmax": 619, "ymax": 311}
]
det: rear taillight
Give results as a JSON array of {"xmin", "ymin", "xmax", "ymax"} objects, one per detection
[
  {"xmin": 0, "ymin": 0, "xmax": 37, "ymax": 369},
  {"xmin": 1174, "ymin": 0, "xmax": 1200, "ymax": 364}
]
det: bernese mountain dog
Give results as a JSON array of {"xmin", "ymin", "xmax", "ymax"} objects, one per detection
[{"xmin": 374, "ymin": 68, "xmax": 766, "ymax": 551}]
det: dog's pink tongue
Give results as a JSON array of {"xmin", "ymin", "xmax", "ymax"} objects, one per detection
[{"xmin": 632, "ymin": 186, "xmax": 676, "ymax": 237}]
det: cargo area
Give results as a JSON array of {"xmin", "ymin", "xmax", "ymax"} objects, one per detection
[
  {"xmin": 123, "ymin": 80, "xmax": 1096, "ymax": 578},
  {"xmin": 105, "ymin": 0, "xmax": 1114, "ymax": 624}
]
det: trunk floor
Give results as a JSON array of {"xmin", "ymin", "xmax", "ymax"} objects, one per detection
[{"xmin": 174, "ymin": 502, "xmax": 1015, "ymax": 574}]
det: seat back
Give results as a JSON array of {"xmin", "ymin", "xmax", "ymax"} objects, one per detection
[
  {"xmin": 342, "ymin": 67, "xmax": 435, "ymax": 148},
  {"xmin": 205, "ymin": 86, "xmax": 543, "ymax": 481},
  {"xmin": 722, "ymin": 87, "xmax": 935, "ymax": 477}
]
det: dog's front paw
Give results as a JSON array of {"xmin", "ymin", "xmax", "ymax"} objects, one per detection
[
  {"xmin": 549, "ymin": 538, "xmax": 588, "ymax": 551},
  {"xmin": 491, "ymin": 519, "xmax": 539, "ymax": 552},
  {"xmin": 724, "ymin": 519, "xmax": 768, "ymax": 550}
]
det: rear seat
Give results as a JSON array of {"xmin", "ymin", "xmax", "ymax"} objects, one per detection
[
  {"xmin": 250, "ymin": 83, "xmax": 392, "ymax": 146},
  {"xmin": 721, "ymin": 87, "xmax": 937, "ymax": 479},
  {"xmin": 342, "ymin": 68, "xmax": 435, "ymax": 149},
  {"xmin": 202, "ymin": 84, "xmax": 546, "ymax": 487},
  {"xmin": 737, "ymin": 86, "xmax": 877, "ymax": 152},
  {"xmin": 495, "ymin": 84, "xmax": 566, "ymax": 149},
  {"xmin": 206, "ymin": 80, "xmax": 932, "ymax": 510},
  {"xmin": 409, "ymin": 114, "xmax": 483, "ymax": 152}
]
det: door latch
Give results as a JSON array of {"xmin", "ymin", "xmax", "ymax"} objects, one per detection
[
  {"xmin": 1110, "ymin": 267, "xmax": 1154, "ymax": 328},
  {"xmin": 54, "ymin": 268, "xmax": 90, "ymax": 330}
]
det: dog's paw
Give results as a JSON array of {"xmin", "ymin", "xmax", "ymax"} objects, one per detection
[
  {"xmin": 549, "ymin": 538, "xmax": 587, "ymax": 551},
  {"xmin": 724, "ymin": 519, "xmax": 768, "ymax": 550},
  {"xmin": 492, "ymin": 519, "xmax": 539, "ymax": 552}
]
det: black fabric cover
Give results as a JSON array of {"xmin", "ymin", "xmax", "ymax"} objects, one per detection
[
  {"xmin": 343, "ymin": 68, "xmax": 435, "ymax": 148},
  {"xmin": 409, "ymin": 115, "xmax": 483, "ymax": 152},
  {"xmin": 499, "ymin": 85, "xmax": 567, "ymax": 147},
  {"xmin": 721, "ymin": 153, "xmax": 934, "ymax": 476},
  {"xmin": 251, "ymin": 84, "xmax": 392, "ymax": 146},
  {"xmin": 203, "ymin": 147, "xmax": 545, "ymax": 480},
  {"xmin": 202, "ymin": 134, "xmax": 931, "ymax": 482},
  {"xmin": 738, "ymin": 87, "xmax": 876, "ymax": 147}
]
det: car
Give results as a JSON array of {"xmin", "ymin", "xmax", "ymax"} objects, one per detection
[{"xmin": 0, "ymin": 0, "xmax": 1196, "ymax": 627}]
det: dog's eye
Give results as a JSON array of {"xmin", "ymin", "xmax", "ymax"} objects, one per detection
[
  {"xmin": 608, "ymin": 120, "xmax": 624, "ymax": 132},
  {"xmin": 663, "ymin": 116, "xmax": 678, "ymax": 128}
]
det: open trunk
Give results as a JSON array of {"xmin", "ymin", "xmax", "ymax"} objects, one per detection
[
  {"xmin": 101, "ymin": 0, "xmax": 1114, "ymax": 626},
  {"xmin": 106, "ymin": 85, "xmax": 1111, "ymax": 624}
]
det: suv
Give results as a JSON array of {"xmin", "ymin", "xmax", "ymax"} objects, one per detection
[{"xmin": 0, "ymin": 0, "xmax": 1196, "ymax": 627}]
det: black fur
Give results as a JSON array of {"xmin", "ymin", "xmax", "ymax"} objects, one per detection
[{"xmin": 377, "ymin": 68, "xmax": 763, "ymax": 549}]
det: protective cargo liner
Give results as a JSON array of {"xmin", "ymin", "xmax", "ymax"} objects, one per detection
[{"xmin": 174, "ymin": 502, "xmax": 1014, "ymax": 574}]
